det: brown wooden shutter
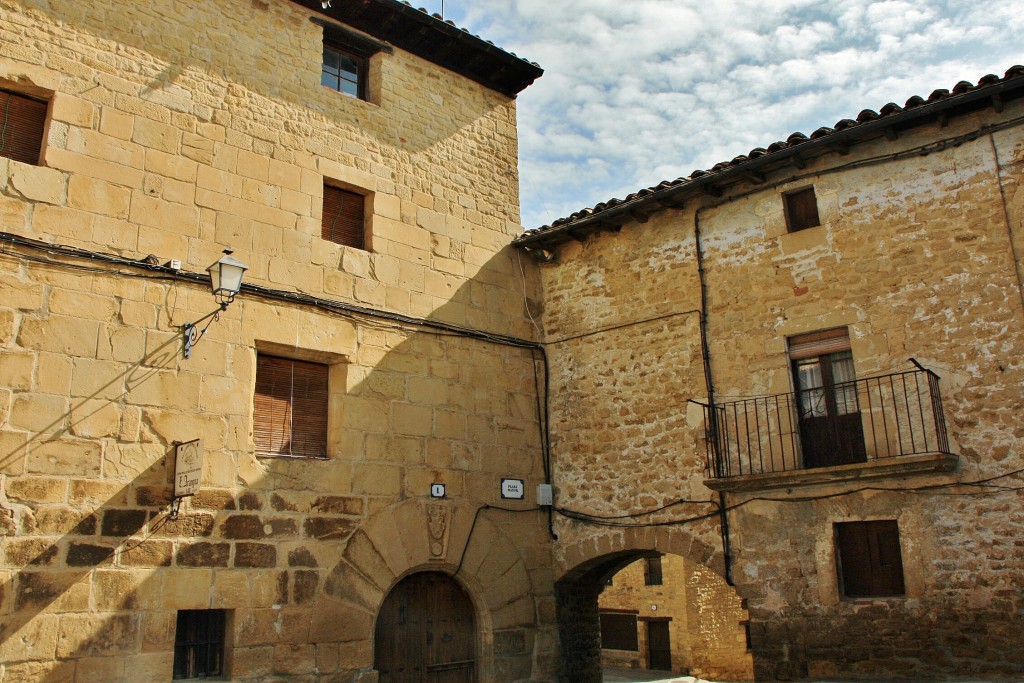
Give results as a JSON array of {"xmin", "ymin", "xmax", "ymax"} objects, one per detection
[
  {"xmin": 836, "ymin": 520, "xmax": 905, "ymax": 597},
  {"xmin": 0, "ymin": 90, "xmax": 47, "ymax": 166},
  {"xmin": 253, "ymin": 356, "xmax": 329, "ymax": 458},
  {"xmin": 599, "ymin": 612, "xmax": 639, "ymax": 651},
  {"xmin": 788, "ymin": 327, "xmax": 850, "ymax": 360},
  {"xmin": 784, "ymin": 187, "xmax": 821, "ymax": 232},
  {"xmin": 322, "ymin": 185, "xmax": 366, "ymax": 249}
]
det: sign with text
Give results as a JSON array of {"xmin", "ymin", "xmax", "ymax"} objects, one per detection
[
  {"xmin": 174, "ymin": 439, "xmax": 203, "ymax": 498},
  {"xmin": 500, "ymin": 478, "xmax": 525, "ymax": 500}
]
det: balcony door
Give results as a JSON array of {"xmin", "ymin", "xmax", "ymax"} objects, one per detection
[{"xmin": 789, "ymin": 329, "xmax": 866, "ymax": 468}]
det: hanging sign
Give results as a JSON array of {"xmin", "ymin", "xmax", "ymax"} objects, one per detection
[{"xmin": 174, "ymin": 439, "xmax": 204, "ymax": 498}]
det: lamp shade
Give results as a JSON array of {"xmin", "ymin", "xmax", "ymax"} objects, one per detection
[{"xmin": 207, "ymin": 253, "xmax": 248, "ymax": 299}]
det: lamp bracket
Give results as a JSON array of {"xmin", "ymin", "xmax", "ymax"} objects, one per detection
[{"xmin": 182, "ymin": 306, "xmax": 225, "ymax": 360}]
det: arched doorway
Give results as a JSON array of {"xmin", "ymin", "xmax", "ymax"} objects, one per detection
[{"xmin": 374, "ymin": 572, "xmax": 477, "ymax": 682}]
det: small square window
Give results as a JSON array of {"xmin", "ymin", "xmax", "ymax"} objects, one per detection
[
  {"xmin": 322, "ymin": 184, "xmax": 367, "ymax": 250},
  {"xmin": 173, "ymin": 609, "xmax": 226, "ymax": 680},
  {"xmin": 254, "ymin": 355, "xmax": 329, "ymax": 458},
  {"xmin": 0, "ymin": 88, "xmax": 47, "ymax": 166},
  {"xmin": 835, "ymin": 520, "xmax": 906, "ymax": 598},
  {"xmin": 643, "ymin": 556, "xmax": 663, "ymax": 586},
  {"xmin": 322, "ymin": 43, "xmax": 367, "ymax": 100},
  {"xmin": 783, "ymin": 186, "xmax": 821, "ymax": 232}
]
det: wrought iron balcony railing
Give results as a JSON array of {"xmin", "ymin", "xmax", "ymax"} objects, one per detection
[{"xmin": 703, "ymin": 369, "xmax": 951, "ymax": 479}]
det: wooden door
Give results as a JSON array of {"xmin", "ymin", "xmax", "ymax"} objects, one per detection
[
  {"xmin": 375, "ymin": 572, "xmax": 476, "ymax": 683},
  {"xmin": 647, "ymin": 620, "xmax": 672, "ymax": 671},
  {"xmin": 794, "ymin": 350, "xmax": 866, "ymax": 468}
]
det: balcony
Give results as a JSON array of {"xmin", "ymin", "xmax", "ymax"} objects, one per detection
[{"xmin": 702, "ymin": 369, "xmax": 957, "ymax": 492}]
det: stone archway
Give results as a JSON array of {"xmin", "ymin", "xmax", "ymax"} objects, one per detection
[{"xmin": 553, "ymin": 526, "xmax": 750, "ymax": 682}]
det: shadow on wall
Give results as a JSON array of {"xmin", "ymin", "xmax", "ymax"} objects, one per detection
[
  {"xmin": 0, "ymin": 242, "xmax": 550, "ymax": 681},
  {"xmin": 14, "ymin": 0, "xmax": 514, "ymax": 156}
]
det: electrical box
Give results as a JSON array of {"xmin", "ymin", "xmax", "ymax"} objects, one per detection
[{"xmin": 536, "ymin": 483, "xmax": 553, "ymax": 506}]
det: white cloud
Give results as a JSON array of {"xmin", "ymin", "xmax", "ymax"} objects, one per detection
[{"xmin": 444, "ymin": 0, "xmax": 1024, "ymax": 229}]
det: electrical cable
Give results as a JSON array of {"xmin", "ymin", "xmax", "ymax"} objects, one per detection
[{"xmin": 453, "ymin": 504, "xmax": 544, "ymax": 577}]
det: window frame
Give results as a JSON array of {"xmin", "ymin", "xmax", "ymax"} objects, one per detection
[
  {"xmin": 783, "ymin": 186, "xmax": 821, "ymax": 232},
  {"xmin": 322, "ymin": 182, "xmax": 368, "ymax": 250},
  {"xmin": 0, "ymin": 87, "xmax": 48, "ymax": 166},
  {"xmin": 834, "ymin": 520, "xmax": 906, "ymax": 598},
  {"xmin": 321, "ymin": 42, "xmax": 368, "ymax": 100},
  {"xmin": 173, "ymin": 609, "xmax": 228, "ymax": 680},
  {"xmin": 253, "ymin": 354, "xmax": 331, "ymax": 460}
]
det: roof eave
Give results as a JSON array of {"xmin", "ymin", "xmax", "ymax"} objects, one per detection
[{"xmin": 515, "ymin": 74, "xmax": 1024, "ymax": 249}]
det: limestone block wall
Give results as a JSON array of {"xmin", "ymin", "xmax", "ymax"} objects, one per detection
[
  {"xmin": 538, "ymin": 97, "xmax": 1024, "ymax": 679},
  {"xmin": 0, "ymin": 0, "xmax": 553, "ymax": 681},
  {"xmin": 598, "ymin": 555, "xmax": 752, "ymax": 679}
]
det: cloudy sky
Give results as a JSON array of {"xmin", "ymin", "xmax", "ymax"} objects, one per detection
[{"xmin": 418, "ymin": 1, "xmax": 1022, "ymax": 230}]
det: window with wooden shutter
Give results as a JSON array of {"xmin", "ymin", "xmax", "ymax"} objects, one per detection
[
  {"xmin": 783, "ymin": 186, "xmax": 821, "ymax": 232},
  {"xmin": 322, "ymin": 184, "xmax": 366, "ymax": 250},
  {"xmin": 599, "ymin": 611, "xmax": 639, "ymax": 651},
  {"xmin": 644, "ymin": 556, "xmax": 663, "ymax": 586},
  {"xmin": 0, "ymin": 89, "xmax": 47, "ymax": 166},
  {"xmin": 254, "ymin": 355, "xmax": 329, "ymax": 458},
  {"xmin": 835, "ymin": 520, "xmax": 906, "ymax": 597}
]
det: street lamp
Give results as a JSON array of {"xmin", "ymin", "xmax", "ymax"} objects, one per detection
[{"xmin": 182, "ymin": 250, "xmax": 248, "ymax": 359}]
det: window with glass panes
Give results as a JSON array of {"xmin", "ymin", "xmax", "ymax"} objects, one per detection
[{"xmin": 321, "ymin": 43, "xmax": 366, "ymax": 99}]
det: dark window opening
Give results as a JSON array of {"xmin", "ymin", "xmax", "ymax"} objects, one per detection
[
  {"xmin": 784, "ymin": 186, "xmax": 821, "ymax": 232},
  {"xmin": 254, "ymin": 355, "xmax": 329, "ymax": 458},
  {"xmin": 599, "ymin": 611, "xmax": 639, "ymax": 651},
  {"xmin": 644, "ymin": 555, "xmax": 663, "ymax": 586},
  {"xmin": 322, "ymin": 43, "xmax": 367, "ymax": 100},
  {"xmin": 173, "ymin": 609, "xmax": 226, "ymax": 680},
  {"xmin": 322, "ymin": 184, "xmax": 366, "ymax": 250},
  {"xmin": 835, "ymin": 520, "xmax": 906, "ymax": 598},
  {"xmin": 0, "ymin": 88, "xmax": 47, "ymax": 166}
]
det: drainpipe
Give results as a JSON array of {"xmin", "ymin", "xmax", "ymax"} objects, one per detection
[{"xmin": 694, "ymin": 206, "xmax": 734, "ymax": 586}]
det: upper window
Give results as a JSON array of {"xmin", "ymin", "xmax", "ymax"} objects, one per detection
[
  {"xmin": 783, "ymin": 186, "xmax": 821, "ymax": 232},
  {"xmin": 322, "ymin": 43, "xmax": 367, "ymax": 100},
  {"xmin": 254, "ymin": 355, "xmax": 329, "ymax": 458},
  {"xmin": 643, "ymin": 556, "xmax": 663, "ymax": 586},
  {"xmin": 323, "ymin": 184, "xmax": 367, "ymax": 250},
  {"xmin": 0, "ymin": 88, "xmax": 47, "ymax": 165},
  {"xmin": 173, "ymin": 609, "xmax": 226, "ymax": 680},
  {"xmin": 789, "ymin": 328, "xmax": 866, "ymax": 468},
  {"xmin": 835, "ymin": 520, "xmax": 906, "ymax": 598}
]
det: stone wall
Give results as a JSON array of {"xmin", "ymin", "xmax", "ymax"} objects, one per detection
[
  {"xmin": 0, "ymin": 0, "xmax": 553, "ymax": 681},
  {"xmin": 539, "ymin": 95, "xmax": 1024, "ymax": 679}
]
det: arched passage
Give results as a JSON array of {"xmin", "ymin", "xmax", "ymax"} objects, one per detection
[
  {"xmin": 375, "ymin": 571, "xmax": 477, "ymax": 682},
  {"xmin": 554, "ymin": 528, "xmax": 752, "ymax": 682}
]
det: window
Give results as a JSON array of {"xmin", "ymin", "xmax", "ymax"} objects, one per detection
[
  {"xmin": 599, "ymin": 611, "xmax": 639, "ymax": 651},
  {"xmin": 322, "ymin": 184, "xmax": 366, "ymax": 250},
  {"xmin": 322, "ymin": 43, "xmax": 367, "ymax": 99},
  {"xmin": 0, "ymin": 88, "xmax": 47, "ymax": 165},
  {"xmin": 783, "ymin": 186, "xmax": 821, "ymax": 232},
  {"xmin": 174, "ymin": 610, "xmax": 226, "ymax": 680},
  {"xmin": 835, "ymin": 520, "xmax": 906, "ymax": 598},
  {"xmin": 254, "ymin": 355, "xmax": 329, "ymax": 458},
  {"xmin": 643, "ymin": 556, "xmax": 663, "ymax": 586},
  {"xmin": 789, "ymin": 328, "xmax": 866, "ymax": 468}
]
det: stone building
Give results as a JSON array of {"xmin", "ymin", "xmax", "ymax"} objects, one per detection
[
  {"xmin": 597, "ymin": 553, "xmax": 752, "ymax": 679},
  {"xmin": 0, "ymin": 1, "xmax": 554, "ymax": 682},
  {"xmin": 517, "ymin": 67, "xmax": 1024, "ymax": 680}
]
